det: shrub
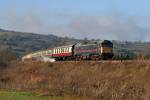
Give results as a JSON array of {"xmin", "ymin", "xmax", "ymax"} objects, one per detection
[{"xmin": 0, "ymin": 49, "xmax": 18, "ymax": 67}]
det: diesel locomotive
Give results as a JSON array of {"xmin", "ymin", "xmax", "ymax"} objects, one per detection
[{"xmin": 22, "ymin": 40, "xmax": 113, "ymax": 61}]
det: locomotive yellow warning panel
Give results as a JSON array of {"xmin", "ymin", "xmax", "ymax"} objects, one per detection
[{"xmin": 101, "ymin": 47, "xmax": 113, "ymax": 53}]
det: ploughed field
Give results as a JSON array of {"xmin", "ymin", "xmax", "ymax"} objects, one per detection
[{"xmin": 0, "ymin": 61, "xmax": 150, "ymax": 100}]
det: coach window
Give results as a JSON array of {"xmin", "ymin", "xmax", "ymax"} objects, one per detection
[
  {"xmin": 59, "ymin": 49, "xmax": 61, "ymax": 53},
  {"xmin": 70, "ymin": 48, "xmax": 71, "ymax": 52},
  {"xmin": 56, "ymin": 49, "xmax": 58, "ymax": 54},
  {"xmin": 66, "ymin": 48, "xmax": 68, "ymax": 52},
  {"xmin": 64, "ymin": 48, "xmax": 66, "ymax": 53},
  {"xmin": 60, "ymin": 48, "xmax": 62, "ymax": 53},
  {"xmin": 53, "ymin": 50, "xmax": 55, "ymax": 54},
  {"xmin": 66, "ymin": 48, "xmax": 69, "ymax": 52},
  {"xmin": 55, "ymin": 49, "xmax": 56, "ymax": 54},
  {"xmin": 65, "ymin": 48, "xmax": 67, "ymax": 52},
  {"xmin": 69, "ymin": 48, "xmax": 71, "ymax": 52},
  {"xmin": 68, "ymin": 48, "xmax": 70, "ymax": 52},
  {"xmin": 57, "ymin": 49, "xmax": 59, "ymax": 54},
  {"xmin": 58, "ymin": 49, "xmax": 60, "ymax": 53},
  {"xmin": 61, "ymin": 48, "xmax": 63, "ymax": 53},
  {"xmin": 55, "ymin": 49, "xmax": 57, "ymax": 54},
  {"xmin": 61, "ymin": 48, "xmax": 62, "ymax": 53},
  {"xmin": 59, "ymin": 49, "xmax": 60, "ymax": 53},
  {"xmin": 57, "ymin": 49, "xmax": 59, "ymax": 53}
]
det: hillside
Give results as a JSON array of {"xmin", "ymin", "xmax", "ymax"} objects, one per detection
[
  {"xmin": 113, "ymin": 41, "xmax": 150, "ymax": 59},
  {"xmin": 0, "ymin": 28, "xmax": 82, "ymax": 56},
  {"xmin": 0, "ymin": 28, "xmax": 150, "ymax": 58}
]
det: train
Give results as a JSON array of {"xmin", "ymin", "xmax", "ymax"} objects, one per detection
[{"xmin": 22, "ymin": 40, "xmax": 114, "ymax": 61}]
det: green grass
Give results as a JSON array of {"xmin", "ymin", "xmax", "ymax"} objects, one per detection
[
  {"xmin": 0, "ymin": 90, "xmax": 88, "ymax": 100},
  {"xmin": 0, "ymin": 91, "xmax": 62, "ymax": 100}
]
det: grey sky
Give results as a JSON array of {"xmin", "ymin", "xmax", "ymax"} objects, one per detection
[{"xmin": 0, "ymin": 0, "xmax": 150, "ymax": 41}]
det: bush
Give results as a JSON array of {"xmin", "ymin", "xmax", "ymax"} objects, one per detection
[{"xmin": 0, "ymin": 49, "xmax": 18, "ymax": 67}]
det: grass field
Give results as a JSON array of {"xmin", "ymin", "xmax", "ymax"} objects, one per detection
[
  {"xmin": 0, "ymin": 90, "xmax": 62, "ymax": 100},
  {"xmin": 0, "ymin": 90, "xmax": 87, "ymax": 100},
  {"xmin": 0, "ymin": 61, "xmax": 150, "ymax": 100}
]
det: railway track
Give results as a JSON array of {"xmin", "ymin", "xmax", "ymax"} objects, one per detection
[
  {"xmin": 53, "ymin": 60, "xmax": 150, "ymax": 64},
  {"xmin": 24, "ymin": 60, "xmax": 150, "ymax": 64}
]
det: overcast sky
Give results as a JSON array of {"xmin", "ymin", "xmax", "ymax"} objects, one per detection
[{"xmin": 0, "ymin": 0, "xmax": 150, "ymax": 41}]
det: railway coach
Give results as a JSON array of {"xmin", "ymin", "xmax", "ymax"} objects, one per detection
[
  {"xmin": 22, "ymin": 49, "xmax": 53, "ymax": 61},
  {"xmin": 52, "ymin": 45, "xmax": 74, "ymax": 61}
]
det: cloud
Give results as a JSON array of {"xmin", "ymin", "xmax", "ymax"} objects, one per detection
[
  {"xmin": 68, "ymin": 15, "xmax": 150, "ymax": 41},
  {"xmin": 0, "ymin": 9, "xmax": 150, "ymax": 41}
]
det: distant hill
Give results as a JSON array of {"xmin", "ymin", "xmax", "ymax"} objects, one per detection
[
  {"xmin": 0, "ymin": 28, "xmax": 150, "ymax": 58},
  {"xmin": 113, "ymin": 40, "xmax": 150, "ymax": 58},
  {"xmin": 0, "ymin": 28, "xmax": 6, "ymax": 32},
  {"xmin": 0, "ymin": 29, "xmax": 82, "ymax": 56}
]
